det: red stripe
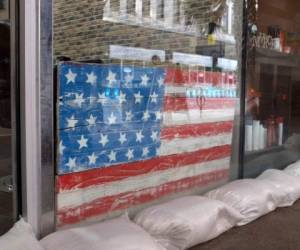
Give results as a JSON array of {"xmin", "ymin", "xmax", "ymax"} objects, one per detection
[
  {"xmin": 57, "ymin": 169, "xmax": 229, "ymax": 226},
  {"xmin": 161, "ymin": 121, "xmax": 233, "ymax": 140},
  {"xmin": 57, "ymin": 145, "xmax": 231, "ymax": 192},
  {"xmin": 164, "ymin": 97, "xmax": 236, "ymax": 112},
  {"xmin": 165, "ymin": 68, "xmax": 237, "ymax": 86}
]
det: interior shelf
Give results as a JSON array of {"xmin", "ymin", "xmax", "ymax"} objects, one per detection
[{"xmin": 245, "ymin": 145, "xmax": 285, "ymax": 158}]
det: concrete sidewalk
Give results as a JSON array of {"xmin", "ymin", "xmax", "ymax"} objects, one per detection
[{"xmin": 190, "ymin": 200, "xmax": 300, "ymax": 250}]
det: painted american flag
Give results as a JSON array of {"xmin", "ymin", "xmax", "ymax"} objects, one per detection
[{"xmin": 56, "ymin": 62, "xmax": 237, "ymax": 226}]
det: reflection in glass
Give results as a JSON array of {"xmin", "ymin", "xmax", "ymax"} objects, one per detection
[
  {"xmin": 244, "ymin": 0, "xmax": 300, "ymax": 177},
  {"xmin": 54, "ymin": 0, "xmax": 243, "ymax": 225},
  {"xmin": 0, "ymin": 6, "xmax": 13, "ymax": 234}
]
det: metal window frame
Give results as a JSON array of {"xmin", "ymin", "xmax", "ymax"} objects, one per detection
[
  {"xmin": 10, "ymin": 0, "xmax": 20, "ymax": 223},
  {"xmin": 19, "ymin": 0, "xmax": 55, "ymax": 237},
  {"xmin": 238, "ymin": 0, "xmax": 249, "ymax": 179},
  {"xmin": 228, "ymin": 0, "xmax": 247, "ymax": 181}
]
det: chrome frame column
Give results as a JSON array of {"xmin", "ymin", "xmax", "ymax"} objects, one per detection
[
  {"xmin": 39, "ymin": 0, "xmax": 55, "ymax": 237},
  {"xmin": 19, "ymin": 0, "xmax": 55, "ymax": 237}
]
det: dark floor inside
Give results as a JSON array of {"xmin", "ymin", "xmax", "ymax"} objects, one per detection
[{"xmin": 190, "ymin": 200, "xmax": 300, "ymax": 250}]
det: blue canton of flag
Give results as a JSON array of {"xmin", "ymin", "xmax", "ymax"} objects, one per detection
[{"xmin": 57, "ymin": 62, "xmax": 166, "ymax": 174}]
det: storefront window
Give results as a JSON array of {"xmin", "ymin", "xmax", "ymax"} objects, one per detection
[
  {"xmin": 54, "ymin": 0, "xmax": 243, "ymax": 226},
  {"xmin": 243, "ymin": 0, "xmax": 300, "ymax": 177},
  {"xmin": 0, "ymin": 0, "xmax": 14, "ymax": 235}
]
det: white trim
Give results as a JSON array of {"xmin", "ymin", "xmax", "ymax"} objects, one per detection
[
  {"xmin": 179, "ymin": 0, "xmax": 185, "ymax": 26},
  {"xmin": 164, "ymin": 0, "xmax": 174, "ymax": 26},
  {"xmin": 135, "ymin": 0, "xmax": 142, "ymax": 18},
  {"xmin": 150, "ymin": 0, "xmax": 157, "ymax": 20},
  {"xmin": 119, "ymin": 0, "xmax": 127, "ymax": 16},
  {"xmin": 102, "ymin": 0, "xmax": 198, "ymax": 36},
  {"xmin": 227, "ymin": 0, "xmax": 233, "ymax": 35},
  {"xmin": 172, "ymin": 52, "xmax": 213, "ymax": 67}
]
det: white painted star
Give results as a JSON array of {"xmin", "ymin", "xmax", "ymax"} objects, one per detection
[
  {"xmin": 158, "ymin": 77, "xmax": 164, "ymax": 87},
  {"xmin": 141, "ymin": 74, "xmax": 149, "ymax": 86},
  {"xmin": 86, "ymin": 114, "xmax": 97, "ymax": 125},
  {"xmin": 108, "ymin": 150, "xmax": 117, "ymax": 162},
  {"xmin": 77, "ymin": 135, "xmax": 88, "ymax": 149},
  {"xmin": 97, "ymin": 92, "xmax": 107, "ymax": 105},
  {"xmin": 142, "ymin": 110, "xmax": 150, "ymax": 122},
  {"xmin": 155, "ymin": 111, "xmax": 163, "ymax": 121},
  {"xmin": 86, "ymin": 72, "xmax": 97, "ymax": 85},
  {"xmin": 74, "ymin": 93, "xmax": 85, "ymax": 107},
  {"xmin": 65, "ymin": 69, "xmax": 77, "ymax": 84},
  {"xmin": 106, "ymin": 70, "xmax": 116, "ymax": 85},
  {"xmin": 108, "ymin": 112, "xmax": 117, "ymax": 125},
  {"xmin": 136, "ymin": 130, "xmax": 144, "ymax": 143},
  {"xmin": 126, "ymin": 149, "xmax": 134, "ymax": 160},
  {"xmin": 134, "ymin": 91, "xmax": 143, "ymax": 104},
  {"xmin": 151, "ymin": 131, "xmax": 159, "ymax": 142},
  {"xmin": 66, "ymin": 157, "xmax": 77, "ymax": 170},
  {"xmin": 150, "ymin": 92, "xmax": 159, "ymax": 103},
  {"xmin": 99, "ymin": 133, "xmax": 109, "ymax": 147},
  {"xmin": 66, "ymin": 115, "xmax": 78, "ymax": 129},
  {"xmin": 119, "ymin": 91, "xmax": 126, "ymax": 104},
  {"xmin": 142, "ymin": 147, "xmax": 149, "ymax": 157},
  {"xmin": 59, "ymin": 140, "xmax": 66, "ymax": 155},
  {"xmin": 125, "ymin": 73, "xmax": 134, "ymax": 85},
  {"xmin": 118, "ymin": 133, "xmax": 127, "ymax": 145},
  {"xmin": 88, "ymin": 153, "xmax": 98, "ymax": 165},
  {"xmin": 126, "ymin": 111, "xmax": 134, "ymax": 121}
]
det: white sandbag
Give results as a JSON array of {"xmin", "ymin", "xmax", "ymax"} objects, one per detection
[
  {"xmin": 257, "ymin": 169, "xmax": 300, "ymax": 207},
  {"xmin": 134, "ymin": 196, "xmax": 243, "ymax": 250},
  {"xmin": 205, "ymin": 179, "xmax": 284, "ymax": 226},
  {"xmin": 40, "ymin": 214, "xmax": 165, "ymax": 250},
  {"xmin": 284, "ymin": 160, "xmax": 300, "ymax": 177},
  {"xmin": 0, "ymin": 218, "xmax": 44, "ymax": 250}
]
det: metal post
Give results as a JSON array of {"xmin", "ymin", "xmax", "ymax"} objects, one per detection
[{"xmin": 19, "ymin": 0, "xmax": 54, "ymax": 238}]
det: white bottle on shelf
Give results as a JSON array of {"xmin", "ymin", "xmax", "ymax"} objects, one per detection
[
  {"xmin": 278, "ymin": 121, "xmax": 283, "ymax": 146},
  {"xmin": 252, "ymin": 120, "xmax": 260, "ymax": 151},
  {"xmin": 259, "ymin": 124, "xmax": 265, "ymax": 150},
  {"xmin": 245, "ymin": 124, "xmax": 253, "ymax": 152},
  {"xmin": 263, "ymin": 127, "xmax": 268, "ymax": 149}
]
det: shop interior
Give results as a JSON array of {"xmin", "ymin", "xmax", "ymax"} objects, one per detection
[{"xmin": 243, "ymin": 0, "xmax": 300, "ymax": 177}]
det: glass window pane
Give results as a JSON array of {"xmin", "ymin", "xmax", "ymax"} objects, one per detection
[
  {"xmin": 54, "ymin": 0, "xmax": 243, "ymax": 225},
  {"xmin": 244, "ymin": 0, "xmax": 300, "ymax": 177},
  {"xmin": 0, "ymin": 0, "xmax": 14, "ymax": 235}
]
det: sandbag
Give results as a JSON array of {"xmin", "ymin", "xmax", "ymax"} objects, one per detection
[
  {"xmin": 0, "ymin": 218, "xmax": 44, "ymax": 250},
  {"xmin": 205, "ymin": 179, "xmax": 284, "ymax": 226},
  {"xmin": 257, "ymin": 169, "xmax": 300, "ymax": 207},
  {"xmin": 134, "ymin": 196, "xmax": 243, "ymax": 250},
  {"xmin": 284, "ymin": 160, "xmax": 300, "ymax": 177},
  {"xmin": 40, "ymin": 215, "xmax": 165, "ymax": 250}
]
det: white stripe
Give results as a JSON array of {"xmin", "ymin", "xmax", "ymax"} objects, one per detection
[
  {"xmin": 163, "ymin": 109, "xmax": 235, "ymax": 127},
  {"xmin": 159, "ymin": 133, "xmax": 232, "ymax": 156},
  {"xmin": 165, "ymin": 86, "xmax": 204, "ymax": 95},
  {"xmin": 58, "ymin": 157, "xmax": 230, "ymax": 209}
]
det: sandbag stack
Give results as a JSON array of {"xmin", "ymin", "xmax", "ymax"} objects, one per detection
[
  {"xmin": 2, "ymin": 160, "xmax": 300, "ymax": 250},
  {"xmin": 133, "ymin": 160, "xmax": 300, "ymax": 249},
  {"xmin": 134, "ymin": 196, "xmax": 243, "ymax": 250}
]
